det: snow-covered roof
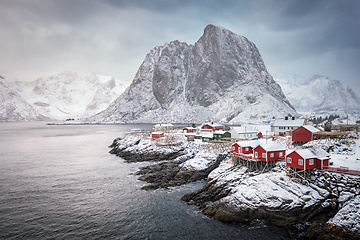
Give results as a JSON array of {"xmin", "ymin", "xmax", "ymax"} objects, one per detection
[
  {"xmin": 238, "ymin": 140, "xmax": 260, "ymax": 148},
  {"xmin": 152, "ymin": 131, "xmax": 164, "ymax": 134},
  {"xmin": 294, "ymin": 147, "xmax": 329, "ymax": 160},
  {"xmin": 258, "ymin": 143, "xmax": 286, "ymax": 152},
  {"xmin": 213, "ymin": 130, "xmax": 228, "ymax": 135},
  {"xmin": 273, "ymin": 119, "xmax": 305, "ymax": 127},
  {"xmin": 301, "ymin": 125, "xmax": 321, "ymax": 133},
  {"xmin": 231, "ymin": 126, "xmax": 257, "ymax": 134},
  {"xmin": 201, "ymin": 122, "xmax": 224, "ymax": 128}
]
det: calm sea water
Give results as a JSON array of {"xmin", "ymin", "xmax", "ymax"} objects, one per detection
[{"xmin": 0, "ymin": 122, "xmax": 298, "ymax": 239}]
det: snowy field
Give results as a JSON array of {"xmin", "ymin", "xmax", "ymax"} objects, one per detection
[{"xmin": 331, "ymin": 138, "xmax": 360, "ymax": 171}]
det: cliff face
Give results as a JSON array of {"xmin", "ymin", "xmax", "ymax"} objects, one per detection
[{"xmin": 90, "ymin": 24, "xmax": 295, "ymax": 124}]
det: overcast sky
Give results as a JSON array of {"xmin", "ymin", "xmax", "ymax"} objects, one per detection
[{"xmin": 1, "ymin": 0, "xmax": 359, "ymax": 95}]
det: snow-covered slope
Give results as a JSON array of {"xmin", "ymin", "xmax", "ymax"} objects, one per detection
[
  {"xmin": 0, "ymin": 74, "xmax": 46, "ymax": 121},
  {"xmin": 0, "ymin": 71, "xmax": 128, "ymax": 121},
  {"xmin": 274, "ymin": 73, "xmax": 360, "ymax": 114},
  {"xmin": 89, "ymin": 25, "xmax": 295, "ymax": 124}
]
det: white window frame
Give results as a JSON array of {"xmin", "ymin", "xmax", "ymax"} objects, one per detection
[
  {"xmin": 287, "ymin": 157, "xmax": 292, "ymax": 163},
  {"xmin": 262, "ymin": 153, "xmax": 266, "ymax": 158},
  {"xmin": 255, "ymin": 152, "xmax": 258, "ymax": 158},
  {"xmin": 309, "ymin": 159, "xmax": 314, "ymax": 165},
  {"xmin": 232, "ymin": 146, "xmax": 235, "ymax": 151},
  {"xmin": 245, "ymin": 147, "xmax": 249, "ymax": 151},
  {"xmin": 279, "ymin": 152, "xmax": 283, "ymax": 157},
  {"xmin": 270, "ymin": 153, "xmax": 274, "ymax": 158},
  {"xmin": 299, "ymin": 159, "xmax": 303, "ymax": 166}
]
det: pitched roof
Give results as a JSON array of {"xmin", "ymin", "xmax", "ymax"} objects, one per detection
[
  {"xmin": 213, "ymin": 130, "xmax": 229, "ymax": 135},
  {"xmin": 231, "ymin": 126, "xmax": 257, "ymax": 134},
  {"xmin": 258, "ymin": 143, "xmax": 286, "ymax": 152},
  {"xmin": 238, "ymin": 140, "xmax": 260, "ymax": 148},
  {"xmin": 273, "ymin": 119, "xmax": 305, "ymax": 127},
  {"xmin": 294, "ymin": 147, "xmax": 330, "ymax": 159},
  {"xmin": 301, "ymin": 125, "xmax": 321, "ymax": 133}
]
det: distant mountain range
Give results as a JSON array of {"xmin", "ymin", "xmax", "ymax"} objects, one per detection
[
  {"xmin": 274, "ymin": 73, "xmax": 360, "ymax": 114},
  {"xmin": 2, "ymin": 26, "xmax": 358, "ymax": 123},
  {"xmin": 88, "ymin": 24, "xmax": 296, "ymax": 124},
  {"xmin": 0, "ymin": 72, "xmax": 127, "ymax": 121}
]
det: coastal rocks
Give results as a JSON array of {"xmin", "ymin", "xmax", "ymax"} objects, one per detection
[
  {"xmin": 109, "ymin": 137, "xmax": 187, "ymax": 162},
  {"xmin": 109, "ymin": 134, "xmax": 230, "ymax": 190},
  {"xmin": 181, "ymin": 159, "xmax": 360, "ymax": 239},
  {"xmin": 136, "ymin": 153, "xmax": 228, "ymax": 190}
]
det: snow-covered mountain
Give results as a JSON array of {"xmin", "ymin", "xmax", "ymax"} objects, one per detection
[
  {"xmin": 0, "ymin": 72, "xmax": 128, "ymax": 121},
  {"xmin": 89, "ymin": 24, "xmax": 295, "ymax": 124},
  {"xmin": 0, "ymin": 75, "xmax": 46, "ymax": 121},
  {"xmin": 274, "ymin": 73, "xmax": 360, "ymax": 114}
]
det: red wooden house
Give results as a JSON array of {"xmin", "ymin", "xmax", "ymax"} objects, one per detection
[
  {"xmin": 253, "ymin": 143, "xmax": 286, "ymax": 161},
  {"xmin": 286, "ymin": 147, "xmax": 330, "ymax": 170},
  {"xmin": 201, "ymin": 122, "xmax": 225, "ymax": 132},
  {"xmin": 292, "ymin": 125, "xmax": 321, "ymax": 143},
  {"xmin": 257, "ymin": 132, "xmax": 263, "ymax": 139},
  {"xmin": 183, "ymin": 127, "xmax": 197, "ymax": 133},
  {"xmin": 230, "ymin": 140, "xmax": 259, "ymax": 155},
  {"xmin": 151, "ymin": 132, "xmax": 164, "ymax": 139},
  {"xmin": 238, "ymin": 140, "xmax": 259, "ymax": 154}
]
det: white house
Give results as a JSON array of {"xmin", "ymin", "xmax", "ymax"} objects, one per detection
[
  {"xmin": 154, "ymin": 123, "xmax": 174, "ymax": 131},
  {"xmin": 229, "ymin": 126, "xmax": 257, "ymax": 140},
  {"xmin": 272, "ymin": 117, "xmax": 305, "ymax": 136}
]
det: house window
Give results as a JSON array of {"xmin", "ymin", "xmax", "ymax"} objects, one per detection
[
  {"xmin": 262, "ymin": 153, "xmax": 266, "ymax": 158},
  {"xmin": 270, "ymin": 153, "xmax": 274, "ymax": 158},
  {"xmin": 309, "ymin": 159, "xmax": 314, "ymax": 165},
  {"xmin": 255, "ymin": 152, "xmax": 258, "ymax": 158},
  {"xmin": 232, "ymin": 146, "xmax": 235, "ymax": 151},
  {"xmin": 279, "ymin": 152, "xmax": 283, "ymax": 157},
  {"xmin": 299, "ymin": 159, "xmax": 303, "ymax": 165},
  {"xmin": 245, "ymin": 147, "xmax": 249, "ymax": 151},
  {"xmin": 287, "ymin": 157, "xmax": 292, "ymax": 163}
]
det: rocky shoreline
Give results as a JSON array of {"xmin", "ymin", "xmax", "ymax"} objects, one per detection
[{"xmin": 109, "ymin": 135, "xmax": 360, "ymax": 240}]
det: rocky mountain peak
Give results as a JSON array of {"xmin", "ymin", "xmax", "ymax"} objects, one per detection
[{"xmin": 89, "ymin": 25, "xmax": 295, "ymax": 124}]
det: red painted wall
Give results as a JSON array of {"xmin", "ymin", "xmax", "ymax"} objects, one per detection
[
  {"xmin": 286, "ymin": 151, "xmax": 317, "ymax": 170},
  {"xmin": 183, "ymin": 128, "xmax": 196, "ymax": 133},
  {"xmin": 292, "ymin": 126, "xmax": 313, "ymax": 143},
  {"xmin": 152, "ymin": 133, "xmax": 164, "ymax": 138},
  {"xmin": 254, "ymin": 146, "xmax": 285, "ymax": 161},
  {"xmin": 231, "ymin": 143, "xmax": 240, "ymax": 154},
  {"xmin": 315, "ymin": 159, "xmax": 329, "ymax": 169},
  {"xmin": 254, "ymin": 146, "xmax": 266, "ymax": 161},
  {"xmin": 240, "ymin": 146, "xmax": 253, "ymax": 154}
]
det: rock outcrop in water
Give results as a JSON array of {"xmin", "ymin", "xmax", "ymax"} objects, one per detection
[
  {"xmin": 108, "ymin": 134, "xmax": 228, "ymax": 190},
  {"xmin": 90, "ymin": 24, "xmax": 295, "ymax": 124}
]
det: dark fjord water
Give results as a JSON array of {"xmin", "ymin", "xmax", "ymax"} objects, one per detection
[{"xmin": 0, "ymin": 122, "xmax": 297, "ymax": 239}]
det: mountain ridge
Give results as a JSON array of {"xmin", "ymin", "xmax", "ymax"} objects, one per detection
[
  {"xmin": 88, "ymin": 24, "xmax": 296, "ymax": 124},
  {"xmin": 274, "ymin": 73, "xmax": 360, "ymax": 114}
]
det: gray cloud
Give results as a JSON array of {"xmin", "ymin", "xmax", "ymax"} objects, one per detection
[{"xmin": 0, "ymin": 0, "xmax": 359, "ymax": 95}]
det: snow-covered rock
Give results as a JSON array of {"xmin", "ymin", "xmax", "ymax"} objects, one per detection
[
  {"xmin": 274, "ymin": 73, "xmax": 360, "ymax": 114},
  {"xmin": 88, "ymin": 25, "xmax": 295, "ymax": 124}
]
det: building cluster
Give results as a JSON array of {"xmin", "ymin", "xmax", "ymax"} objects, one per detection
[{"xmin": 150, "ymin": 116, "xmax": 355, "ymax": 175}]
